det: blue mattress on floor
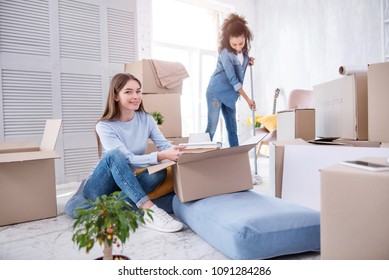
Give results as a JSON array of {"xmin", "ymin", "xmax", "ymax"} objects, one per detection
[{"xmin": 173, "ymin": 190, "xmax": 320, "ymax": 260}]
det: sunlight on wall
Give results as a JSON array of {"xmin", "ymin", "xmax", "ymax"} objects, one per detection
[{"xmin": 152, "ymin": 0, "xmax": 218, "ymax": 50}]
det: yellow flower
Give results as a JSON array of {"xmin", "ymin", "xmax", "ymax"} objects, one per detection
[{"xmin": 247, "ymin": 115, "xmax": 263, "ymax": 128}]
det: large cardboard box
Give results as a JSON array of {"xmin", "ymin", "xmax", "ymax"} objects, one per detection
[
  {"xmin": 124, "ymin": 59, "xmax": 184, "ymax": 94},
  {"xmin": 269, "ymin": 138, "xmax": 381, "ymax": 199},
  {"xmin": 321, "ymin": 158, "xmax": 389, "ymax": 259},
  {"xmin": 368, "ymin": 62, "xmax": 389, "ymax": 142},
  {"xmin": 276, "ymin": 109, "xmax": 315, "ymax": 141},
  {"xmin": 142, "ymin": 93, "xmax": 182, "ymax": 137},
  {"xmin": 0, "ymin": 120, "xmax": 62, "ymax": 226},
  {"xmin": 281, "ymin": 144, "xmax": 389, "ymax": 211},
  {"xmin": 313, "ymin": 74, "xmax": 368, "ymax": 140},
  {"xmin": 147, "ymin": 135, "xmax": 265, "ymax": 202}
]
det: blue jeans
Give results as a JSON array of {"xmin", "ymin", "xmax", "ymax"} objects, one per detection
[
  {"xmin": 205, "ymin": 91, "xmax": 239, "ymax": 147},
  {"xmin": 83, "ymin": 149, "xmax": 166, "ymax": 208}
]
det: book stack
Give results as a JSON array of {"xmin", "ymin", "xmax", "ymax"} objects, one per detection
[{"xmin": 178, "ymin": 141, "xmax": 222, "ymax": 153}]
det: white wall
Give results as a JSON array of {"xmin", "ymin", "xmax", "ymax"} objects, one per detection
[{"xmin": 254, "ymin": 0, "xmax": 382, "ymax": 114}]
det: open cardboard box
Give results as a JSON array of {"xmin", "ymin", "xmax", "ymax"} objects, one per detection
[
  {"xmin": 147, "ymin": 134, "xmax": 267, "ymax": 202},
  {"xmin": 0, "ymin": 119, "xmax": 62, "ymax": 226}
]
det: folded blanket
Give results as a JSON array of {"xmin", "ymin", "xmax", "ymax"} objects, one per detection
[{"xmin": 149, "ymin": 59, "xmax": 189, "ymax": 89}]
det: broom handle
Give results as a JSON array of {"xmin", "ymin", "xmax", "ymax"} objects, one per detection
[{"xmin": 250, "ymin": 65, "xmax": 258, "ymax": 175}]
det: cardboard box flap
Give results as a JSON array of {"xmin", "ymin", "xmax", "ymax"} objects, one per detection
[
  {"xmin": 0, "ymin": 141, "xmax": 39, "ymax": 153},
  {"xmin": 147, "ymin": 160, "xmax": 175, "ymax": 174},
  {"xmin": 40, "ymin": 119, "xmax": 62, "ymax": 151},
  {"xmin": 0, "ymin": 150, "xmax": 60, "ymax": 163},
  {"xmin": 177, "ymin": 143, "xmax": 256, "ymax": 164},
  {"xmin": 188, "ymin": 133, "xmax": 211, "ymax": 143},
  {"xmin": 242, "ymin": 131, "xmax": 269, "ymax": 145},
  {"xmin": 278, "ymin": 108, "xmax": 314, "ymax": 114}
]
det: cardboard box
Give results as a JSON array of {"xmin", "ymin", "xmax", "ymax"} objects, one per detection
[
  {"xmin": 146, "ymin": 95, "xmax": 182, "ymax": 137},
  {"xmin": 313, "ymin": 74, "xmax": 368, "ymax": 140},
  {"xmin": 124, "ymin": 59, "xmax": 184, "ymax": 94},
  {"xmin": 276, "ymin": 109, "xmax": 315, "ymax": 141},
  {"xmin": 281, "ymin": 144, "xmax": 389, "ymax": 211},
  {"xmin": 0, "ymin": 120, "xmax": 62, "ymax": 226},
  {"xmin": 269, "ymin": 138, "xmax": 381, "ymax": 199},
  {"xmin": 147, "ymin": 135, "xmax": 266, "ymax": 202},
  {"xmin": 321, "ymin": 157, "xmax": 389, "ymax": 259},
  {"xmin": 368, "ymin": 62, "xmax": 389, "ymax": 142},
  {"xmin": 269, "ymin": 138, "xmax": 309, "ymax": 198},
  {"xmin": 142, "ymin": 93, "xmax": 182, "ymax": 138}
]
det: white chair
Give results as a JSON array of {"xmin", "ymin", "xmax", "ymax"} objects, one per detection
[{"xmin": 287, "ymin": 89, "xmax": 314, "ymax": 109}]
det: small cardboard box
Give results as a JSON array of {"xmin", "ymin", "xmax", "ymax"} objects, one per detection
[
  {"xmin": 321, "ymin": 158, "xmax": 389, "ymax": 259},
  {"xmin": 124, "ymin": 59, "xmax": 184, "ymax": 94},
  {"xmin": 147, "ymin": 135, "xmax": 265, "ymax": 202},
  {"xmin": 368, "ymin": 62, "xmax": 389, "ymax": 142},
  {"xmin": 276, "ymin": 109, "xmax": 315, "ymax": 141},
  {"xmin": 0, "ymin": 120, "xmax": 62, "ymax": 226},
  {"xmin": 142, "ymin": 93, "xmax": 182, "ymax": 138},
  {"xmin": 313, "ymin": 74, "xmax": 368, "ymax": 140}
]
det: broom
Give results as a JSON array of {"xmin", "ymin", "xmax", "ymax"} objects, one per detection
[{"xmin": 249, "ymin": 65, "xmax": 262, "ymax": 185}]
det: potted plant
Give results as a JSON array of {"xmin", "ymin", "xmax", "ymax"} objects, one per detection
[
  {"xmin": 71, "ymin": 191, "xmax": 152, "ymax": 260},
  {"xmin": 151, "ymin": 111, "xmax": 164, "ymax": 125}
]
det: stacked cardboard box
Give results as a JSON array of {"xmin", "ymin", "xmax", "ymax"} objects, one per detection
[
  {"xmin": 124, "ymin": 59, "xmax": 187, "ymax": 139},
  {"xmin": 368, "ymin": 62, "xmax": 389, "ymax": 143},
  {"xmin": 313, "ymin": 73, "xmax": 368, "ymax": 140}
]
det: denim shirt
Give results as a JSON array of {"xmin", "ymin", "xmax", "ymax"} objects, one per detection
[{"xmin": 206, "ymin": 48, "xmax": 250, "ymax": 109}]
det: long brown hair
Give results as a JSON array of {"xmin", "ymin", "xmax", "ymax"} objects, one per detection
[
  {"xmin": 218, "ymin": 13, "xmax": 253, "ymax": 54},
  {"xmin": 96, "ymin": 73, "xmax": 146, "ymax": 158}
]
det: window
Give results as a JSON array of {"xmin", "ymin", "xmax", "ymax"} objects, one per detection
[{"xmin": 151, "ymin": 0, "xmax": 231, "ymax": 140}]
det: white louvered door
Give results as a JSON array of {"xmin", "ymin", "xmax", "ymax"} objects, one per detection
[{"xmin": 0, "ymin": 0, "xmax": 137, "ymax": 183}]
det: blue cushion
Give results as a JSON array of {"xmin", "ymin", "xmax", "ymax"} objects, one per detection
[{"xmin": 172, "ymin": 191, "xmax": 320, "ymax": 259}]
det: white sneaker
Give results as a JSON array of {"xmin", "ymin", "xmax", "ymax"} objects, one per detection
[
  {"xmin": 252, "ymin": 175, "xmax": 263, "ymax": 185},
  {"xmin": 143, "ymin": 205, "xmax": 183, "ymax": 233}
]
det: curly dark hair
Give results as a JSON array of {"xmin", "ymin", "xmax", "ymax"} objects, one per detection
[{"xmin": 218, "ymin": 13, "xmax": 253, "ymax": 54}]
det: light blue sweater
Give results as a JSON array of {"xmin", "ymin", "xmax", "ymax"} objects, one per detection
[{"xmin": 94, "ymin": 111, "xmax": 172, "ymax": 172}]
